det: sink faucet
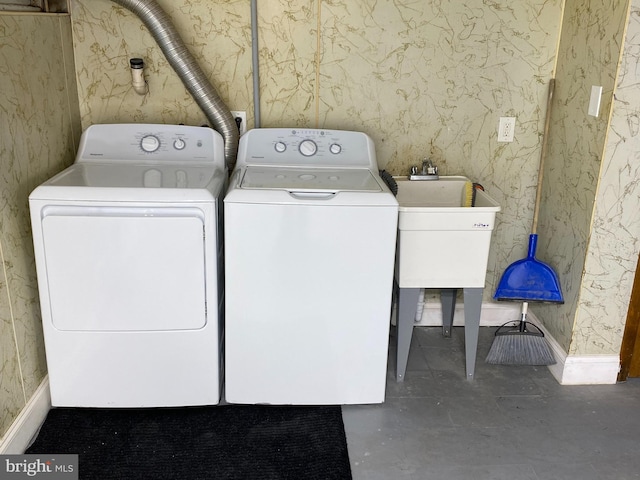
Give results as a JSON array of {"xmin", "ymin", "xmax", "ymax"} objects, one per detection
[{"xmin": 409, "ymin": 158, "xmax": 439, "ymax": 180}]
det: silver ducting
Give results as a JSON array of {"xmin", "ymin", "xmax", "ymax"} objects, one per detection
[{"xmin": 111, "ymin": 0, "xmax": 239, "ymax": 171}]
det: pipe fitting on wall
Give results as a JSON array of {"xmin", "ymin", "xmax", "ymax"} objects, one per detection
[
  {"xmin": 112, "ymin": 0, "xmax": 239, "ymax": 172},
  {"xmin": 129, "ymin": 58, "xmax": 147, "ymax": 95}
]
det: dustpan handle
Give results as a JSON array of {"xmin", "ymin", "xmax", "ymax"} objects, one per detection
[
  {"xmin": 532, "ymin": 79, "xmax": 555, "ymax": 234},
  {"xmin": 527, "ymin": 234, "xmax": 538, "ymax": 259}
]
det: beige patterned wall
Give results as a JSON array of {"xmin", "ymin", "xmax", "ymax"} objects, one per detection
[
  {"xmin": 70, "ymin": 0, "xmax": 564, "ymax": 304},
  {"xmin": 572, "ymin": 0, "xmax": 639, "ymax": 356},
  {"xmin": 71, "ymin": 0, "xmax": 251, "ymax": 128},
  {"xmin": 0, "ymin": 13, "xmax": 81, "ymax": 438},
  {"xmin": 534, "ymin": 0, "xmax": 637, "ymax": 355}
]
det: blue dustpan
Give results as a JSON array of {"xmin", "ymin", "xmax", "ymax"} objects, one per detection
[{"xmin": 494, "ymin": 234, "xmax": 564, "ymax": 303}]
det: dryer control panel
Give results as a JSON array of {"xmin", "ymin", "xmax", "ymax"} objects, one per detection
[{"xmin": 76, "ymin": 124, "xmax": 225, "ymax": 165}]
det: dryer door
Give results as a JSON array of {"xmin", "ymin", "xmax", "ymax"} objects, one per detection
[{"xmin": 40, "ymin": 206, "xmax": 207, "ymax": 331}]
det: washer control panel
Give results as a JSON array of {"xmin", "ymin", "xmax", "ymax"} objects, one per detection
[
  {"xmin": 236, "ymin": 128, "xmax": 377, "ymax": 169},
  {"xmin": 76, "ymin": 124, "xmax": 225, "ymax": 165}
]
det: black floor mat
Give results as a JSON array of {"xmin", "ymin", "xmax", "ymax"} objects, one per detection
[{"xmin": 26, "ymin": 405, "xmax": 352, "ymax": 480}]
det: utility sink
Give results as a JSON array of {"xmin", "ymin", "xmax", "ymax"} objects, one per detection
[
  {"xmin": 394, "ymin": 176, "xmax": 501, "ymax": 288},
  {"xmin": 393, "ymin": 175, "xmax": 501, "ymax": 382}
]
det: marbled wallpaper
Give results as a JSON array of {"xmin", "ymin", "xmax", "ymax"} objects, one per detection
[
  {"xmin": 70, "ymin": 0, "xmax": 564, "ymax": 307},
  {"xmin": 71, "ymin": 0, "xmax": 251, "ymax": 128},
  {"xmin": 534, "ymin": 0, "xmax": 638, "ymax": 356},
  {"xmin": 571, "ymin": 0, "xmax": 640, "ymax": 356},
  {"xmin": 0, "ymin": 13, "xmax": 81, "ymax": 438}
]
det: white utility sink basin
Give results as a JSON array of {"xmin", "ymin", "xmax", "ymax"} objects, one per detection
[
  {"xmin": 394, "ymin": 176, "xmax": 501, "ymax": 288},
  {"xmin": 393, "ymin": 175, "xmax": 502, "ymax": 383},
  {"xmin": 396, "ymin": 175, "xmax": 474, "ymax": 207}
]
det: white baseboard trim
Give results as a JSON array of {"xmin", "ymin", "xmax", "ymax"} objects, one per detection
[
  {"xmin": 395, "ymin": 301, "xmax": 621, "ymax": 385},
  {"xmin": 0, "ymin": 376, "xmax": 51, "ymax": 454},
  {"xmin": 552, "ymin": 353, "xmax": 619, "ymax": 385},
  {"xmin": 526, "ymin": 312, "xmax": 620, "ymax": 385}
]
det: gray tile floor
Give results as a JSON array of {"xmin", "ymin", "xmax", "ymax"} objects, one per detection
[{"xmin": 342, "ymin": 326, "xmax": 640, "ymax": 480}]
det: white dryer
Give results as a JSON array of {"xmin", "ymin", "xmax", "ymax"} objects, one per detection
[
  {"xmin": 29, "ymin": 124, "xmax": 226, "ymax": 408},
  {"xmin": 224, "ymin": 128, "xmax": 398, "ymax": 405}
]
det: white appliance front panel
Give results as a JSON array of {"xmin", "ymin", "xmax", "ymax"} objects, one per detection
[
  {"xmin": 41, "ymin": 206, "xmax": 207, "ymax": 331},
  {"xmin": 224, "ymin": 201, "xmax": 398, "ymax": 405},
  {"xmin": 46, "ymin": 329, "xmax": 221, "ymax": 407}
]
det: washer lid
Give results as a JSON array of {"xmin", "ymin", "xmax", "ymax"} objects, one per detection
[{"xmin": 240, "ymin": 166, "xmax": 382, "ymax": 192}]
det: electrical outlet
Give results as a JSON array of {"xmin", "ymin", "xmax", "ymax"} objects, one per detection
[
  {"xmin": 498, "ymin": 116, "xmax": 516, "ymax": 142},
  {"xmin": 231, "ymin": 110, "xmax": 247, "ymax": 136}
]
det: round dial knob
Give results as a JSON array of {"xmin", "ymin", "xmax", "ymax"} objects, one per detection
[
  {"xmin": 329, "ymin": 143, "xmax": 342, "ymax": 154},
  {"xmin": 298, "ymin": 139, "xmax": 317, "ymax": 157},
  {"xmin": 274, "ymin": 141, "xmax": 287, "ymax": 153},
  {"xmin": 140, "ymin": 135, "xmax": 161, "ymax": 153},
  {"xmin": 173, "ymin": 138, "xmax": 186, "ymax": 150}
]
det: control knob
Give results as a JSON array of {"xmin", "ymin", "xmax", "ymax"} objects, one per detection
[
  {"xmin": 299, "ymin": 139, "xmax": 317, "ymax": 156},
  {"xmin": 140, "ymin": 135, "xmax": 161, "ymax": 153}
]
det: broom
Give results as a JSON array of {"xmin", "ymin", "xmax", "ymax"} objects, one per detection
[
  {"xmin": 487, "ymin": 79, "xmax": 559, "ymax": 366},
  {"xmin": 486, "ymin": 302, "xmax": 555, "ymax": 365}
]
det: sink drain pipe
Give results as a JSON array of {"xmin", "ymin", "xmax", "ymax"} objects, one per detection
[{"xmin": 111, "ymin": 0, "xmax": 239, "ymax": 171}]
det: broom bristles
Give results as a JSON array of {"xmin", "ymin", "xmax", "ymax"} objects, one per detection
[{"xmin": 486, "ymin": 332, "xmax": 556, "ymax": 366}]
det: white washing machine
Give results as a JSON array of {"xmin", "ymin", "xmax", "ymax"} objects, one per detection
[
  {"xmin": 29, "ymin": 124, "xmax": 226, "ymax": 408},
  {"xmin": 224, "ymin": 128, "xmax": 398, "ymax": 405}
]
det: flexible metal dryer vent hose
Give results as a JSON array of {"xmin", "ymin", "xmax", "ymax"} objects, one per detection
[{"xmin": 111, "ymin": 0, "xmax": 239, "ymax": 171}]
